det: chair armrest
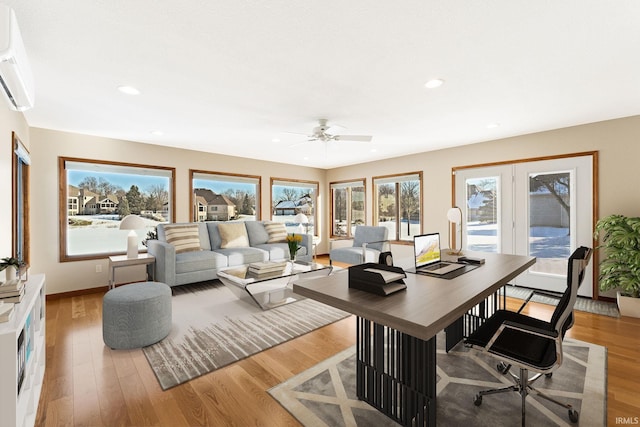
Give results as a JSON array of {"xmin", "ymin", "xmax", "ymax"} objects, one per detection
[
  {"xmin": 299, "ymin": 233, "xmax": 313, "ymax": 256},
  {"xmin": 502, "ymin": 320, "xmax": 559, "ymax": 339},
  {"xmin": 361, "ymin": 240, "xmax": 391, "ymax": 259},
  {"xmin": 517, "ymin": 289, "xmax": 562, "ymax": 313},
  {"xmin": 329, "ymin": 238, "xmax": 354, "ymax": 251},
  {"xmin": 484, "ymin": 319, "xmax": 558, "ymax": 353}
]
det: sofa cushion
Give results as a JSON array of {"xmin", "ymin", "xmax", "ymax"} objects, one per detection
[
  {"xmin": 206, "ymin": 222, "xmax": 222, "ymax": 249},
  {"xmin": 245, "ymin": 221, "xmax": 269, "ymax": 246},
  {"xmin": 175, "ymin": 250, "xmax": 228, "ymax": 274},
  {"xmin": 218, "ymin": 222, "xmax": 250, "ymax": 248},
  {"xmin": 213, "ymin": 247, "xmax": 268, "ymax": 266},
  {"xmin": 163, "ymin": 224, "xmax": 202, "ymax": 253},
  {"xmin": 264, "ymin": 222, "xmax": 288, "ymax": 243}
]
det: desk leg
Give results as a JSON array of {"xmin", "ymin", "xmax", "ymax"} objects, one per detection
[{"xmin": 356, "ymin": 317, "xmax": 436, "ymax": 426}]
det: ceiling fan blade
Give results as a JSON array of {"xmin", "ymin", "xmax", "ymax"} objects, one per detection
[
  {"xmin": 326, "ymin": 124, "xmax": 346, "ymax": 135},
  {"xmin": 334, "ymin": 135, "xmax": 373, "ymax": 142}
]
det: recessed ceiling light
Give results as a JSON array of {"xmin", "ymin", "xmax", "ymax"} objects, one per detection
[
  {"xmin": 370, "ymin": 148, "xmax": 378, "ymax": 153},
  {"xmin": 303, "ymin": 156, "xmax": 310, "ymax": 161},
  {"xmin": 150, "ymin": 130, "xmax": 164, "ymax": 136},
  {"xmin": 272, "ymin": 138, "xmax": 280, "ymax": 143},
  {"xmin": 117, "ymin": 85, "xmax": 140, "ymax": 95},
  {"xmin": 486, "ymin": 123, "xmax": 501, "ymax": 129},
  {"xmin": 424, "ymin": 79, "xmax": 444, "ymax": 89}
]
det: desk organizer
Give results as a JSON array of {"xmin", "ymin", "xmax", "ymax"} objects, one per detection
[{"xmin": 348, "ymin": 263, "xmax": 407, "ymax": 296}]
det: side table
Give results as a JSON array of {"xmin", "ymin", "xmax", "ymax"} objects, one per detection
[{"xmin": 108, "ymin": 254, "xmax": 155, "ymax": 289}]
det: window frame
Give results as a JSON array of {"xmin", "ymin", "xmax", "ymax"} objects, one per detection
[
  {"xmin": 373, "ymin": 171, "xmax": 423, "ymax": 242},
  {"xmin": 330, "ymin": 178, "xmax": 366, "ymax": 238},
  {"xmin": 189, "ymin": 169, "xmax": 261, "ymax": 222},
  {"xmin": 12, "ymin": 132, "xmax": 30, "ymax": 266},
  {"xmin": 270, "ymin": 177, "xmax": 319, "ymax": 236},
  {"xmin": 59, "ymin": 156, "xmax": 176, "ymax": 262}
]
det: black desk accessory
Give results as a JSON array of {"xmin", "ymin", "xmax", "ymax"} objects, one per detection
[
  {"xmin": 348, "ymin": 263, "xmax": 407, "ymax": 296},
  {"xmin": 458, "ymin": 256, "xmax": 485, "ymax": 265}
]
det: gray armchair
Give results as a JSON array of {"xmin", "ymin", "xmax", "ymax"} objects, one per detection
[{"xmin": 329, "ymin": 225, "xmax": 390, "ymax": 265}]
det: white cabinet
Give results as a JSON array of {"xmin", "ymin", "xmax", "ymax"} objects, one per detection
[{"xmin": 0, "ymin": 274, "xmax": 46, "ymax": 427}]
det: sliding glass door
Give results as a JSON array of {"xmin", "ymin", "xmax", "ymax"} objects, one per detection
[{"xmin": 454, "ymin": 155, "xmax": 594, "ymax": 297}]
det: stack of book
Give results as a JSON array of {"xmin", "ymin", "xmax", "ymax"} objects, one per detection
[
  {"xmin": 248, "ymin": 260, "xmax": 287, "ymax": 277},
  {"xmin": 0, "ymin": 301, "xmax": 14, "ymax": 323},
  {"xmin": 0, "ymin": 279, "xmax": 25, "ymax": 304}
]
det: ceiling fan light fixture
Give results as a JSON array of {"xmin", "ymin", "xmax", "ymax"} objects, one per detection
[{"xmin": 424, "ymin": 79, "xmax": 444, "ymax": 89}]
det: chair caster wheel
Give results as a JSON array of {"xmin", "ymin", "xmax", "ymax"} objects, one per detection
[
  {"xmin": 568, "ymin": 409, "xmax": 579, "ymax": 423},
  {"xmin": 474, "ymin": 394, "xmax": 482, "ymax": 406},
  {"xmin": 545, "ymin": 372, "xmax": 553, "ymax": 378}
]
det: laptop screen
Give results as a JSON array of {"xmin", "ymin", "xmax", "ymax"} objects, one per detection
[{"xmin": 414, "ymin": 233, "xmax": 442, "ymax": 268}]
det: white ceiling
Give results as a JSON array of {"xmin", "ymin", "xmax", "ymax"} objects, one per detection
[{"xmin": 5, "ymin": 1, "xmax": 640, "ymax": 169}]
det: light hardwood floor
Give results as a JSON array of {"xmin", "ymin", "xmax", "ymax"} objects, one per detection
[{"xmin": 36, "ymin": 257, "xmax": 640, "ymax": 426}]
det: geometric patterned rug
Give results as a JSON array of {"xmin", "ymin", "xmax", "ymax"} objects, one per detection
[
  {"xmin": 142, "ymin": 281, "xmax": 350, "ymax": 390},
  {"xmin": 269, "ymin": 332, "xmax": 607, "ymax": 427}
]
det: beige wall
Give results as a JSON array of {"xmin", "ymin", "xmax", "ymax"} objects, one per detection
[
  {"xmin": 8, "ymin": 115, "xmax": 640, "ymax": 295},
  {"xmin": 0, "ymin": 106, "xmax": 29, "ymax": 282},
  {"xmin": 328, "ymin": 115, "xmax": 639, "ymax": 235},
  {"xmin": 28, "ymin": 128, "xmax": 326, "ymax": 294}
]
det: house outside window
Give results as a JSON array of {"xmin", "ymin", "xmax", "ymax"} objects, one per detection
[
  {"xmin": 373, "ymin": 172, "xmax": 422, "ymax": 241},
  {"xmin": 271, "ymin": 178, "xmax": 319, "ymax": 235},
  {"xmin": 190, "ymin": 170, "xmax": 260, "ymax": 222},
  {"xmin": 330, "ymin": 179, "xmax": 365, "ymax": 238},
  {"xmin": 59, "ymin": 157, "xmax": 175, "ymax": 261}
]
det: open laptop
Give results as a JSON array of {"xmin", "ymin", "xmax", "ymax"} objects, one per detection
[{"xmin": 413, "ymin": 233, "xmax": 466, "ymax": 275}]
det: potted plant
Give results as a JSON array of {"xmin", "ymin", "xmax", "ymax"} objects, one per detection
[
  {"xmin": 594, "ymin": 214, "xmax": 640, "ymax": 317},
  {"xmin": 0, "ymin": 257, "xmax": 26, "ymax": 282}
]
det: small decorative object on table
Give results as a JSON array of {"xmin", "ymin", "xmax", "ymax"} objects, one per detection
[
  {"xmin": 0, "ymin": 257, "xmax": 26, "ymax": 282},
  {"xmin": 287, "ymin": 234, "xmax": 303, "ymax": 261}
]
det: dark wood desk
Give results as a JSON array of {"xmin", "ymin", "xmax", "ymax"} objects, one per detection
[{"xmin": 293, "ymin": 252, "xmax": 535, "ymax": 426}]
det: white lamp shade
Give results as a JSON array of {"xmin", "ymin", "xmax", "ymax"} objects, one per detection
[
  {"xmin": 119, "ymin": 214, "xmax": 146, "ymax": 230},
  {"xmin": 447, "ymin": 207, "xmax": 462, "ymax": 223},
  {"xmin": 294, "ymin": 213, "xmax": 309, "ymax": 224}
]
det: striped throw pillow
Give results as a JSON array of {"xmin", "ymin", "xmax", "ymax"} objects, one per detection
[
  {"xmin": 265, "ymin": 222, "xmax": 288, "ymax": 243},
  {"xmin": 163, "ymin": 224, "xmax": 201, "ymax": 253}
]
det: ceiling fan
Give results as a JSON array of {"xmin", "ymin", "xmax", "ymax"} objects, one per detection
[{"xmin": 289, "ymin": 119, "xmax": 373, "ymax": 146}]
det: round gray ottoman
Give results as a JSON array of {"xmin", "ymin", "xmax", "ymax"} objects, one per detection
[{"xmin": 103, "ymin": 281, "xmax": 172, "ymax": 349}]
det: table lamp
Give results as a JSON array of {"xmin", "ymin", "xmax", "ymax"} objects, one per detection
[
  {"xmin": 119, "ymin": 214, "xmax": 146, "ymax": 258},
  {"xmin": 447, "ymin": 207, "xmax": 463, "ymax": 255},
  {"xmin": 294, "ymin": 213, "xmax": 309, "ymax": 234}
]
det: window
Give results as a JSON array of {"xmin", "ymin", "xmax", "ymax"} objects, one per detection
[
  {"xmin": 453, "ymin": 153, "xmax": 595, "ymax": 296},
  {"xmin": 59, "ymin": 157, "xmax": 175, "ymax": 261},
  {"xmin": 190, "ymin": 170, "xmax": 260, "ymax": 222},
  {"xmin": 373, "ymin": 172, "xmax": 422, "ymax": 241},
  {"xmin": 330, "ymin": 179, "xmax": 365, "ymax": 238},
  {"xmin": 12, "ymin": 133, "xmax": 30, "ymax": 265},
  {"xmin": 271, "ymin": 178, "xmax": 319, "ymax": 235}
]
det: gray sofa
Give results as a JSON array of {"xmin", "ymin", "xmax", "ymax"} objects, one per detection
[{"xmin": 147, "ymin": 221, "xmax": 312, "ymax": 287}]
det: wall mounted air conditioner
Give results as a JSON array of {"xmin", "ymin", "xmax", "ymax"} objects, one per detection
[{"xmin": 0, "ymin": 5, "xmax": 34, "ymax": 111}]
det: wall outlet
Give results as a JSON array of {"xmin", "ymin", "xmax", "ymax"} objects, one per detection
[{"xmin": 95, "ymin": 265, "xmax": 102, "ymax": 273}]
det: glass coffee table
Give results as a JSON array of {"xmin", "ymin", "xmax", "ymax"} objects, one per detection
[{"xmin": 217, "ymin": 260, "xmax": 332, "ymax": 310}]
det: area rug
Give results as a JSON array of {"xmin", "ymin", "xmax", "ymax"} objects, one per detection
[
  {"xmin": 504, "ymin": 285, "xmax": 620, "ymax": 317},
  {"xmin": 269, "ymin": 333, "xmax": 607, "ymax": 427},
  {"xmin": 142, "ymin": 281, "xmax": 350, "ymax": 390}
]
